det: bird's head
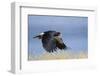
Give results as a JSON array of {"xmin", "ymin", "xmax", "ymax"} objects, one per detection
[
  {"xmin": 33, "ymin": 31, "xmax": 61, "ymax": 39},
  {"xmin": 33, "ymin": 32, "xmax": 44, "ymax": 39}
]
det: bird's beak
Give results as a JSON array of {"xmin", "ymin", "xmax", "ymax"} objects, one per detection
[
  {"xmin": 33, "ymin": 32, "xmax": 44, "ymax": 39},
  {"xmin": 33, "ymin": 35, "xmax": 39, "ymax": 38},
  {"xmin": 33, "ymin": 35, "xmax": 42, "ymax": 39},
  {"xmin": 33, "ymin": 35, "xmax": 40, "ymax": 38}
]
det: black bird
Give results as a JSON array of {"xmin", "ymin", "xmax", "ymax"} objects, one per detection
[{"xmin": 33, "ymin": 30, "xmax": 67, "ymax": 52}]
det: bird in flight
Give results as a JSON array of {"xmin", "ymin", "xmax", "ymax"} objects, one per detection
[{"xmin": 33, "ymin": 30, "xmax": 67, "ymax": 53}]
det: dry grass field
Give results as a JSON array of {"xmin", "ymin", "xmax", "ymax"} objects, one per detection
[{"xmin": 28, "ymin": 50, "xmax": 88, "ymax": 60}]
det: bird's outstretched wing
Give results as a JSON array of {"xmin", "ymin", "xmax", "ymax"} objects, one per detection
[
  {"xmin": 54, "ymin": 36, "xmax": 67, "ymax": 50},
  {"xmin": 42, "ymin": 36, "xmax": 67, "ymax": 52},
  {"xmin": 42, "ymin": 37, "xmax": 57, "ymax": 52}
]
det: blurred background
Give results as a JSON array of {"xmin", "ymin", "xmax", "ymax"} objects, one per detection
[{"xmin": 28, "ymin": 15, "xmax": 88, "ymax": 56}]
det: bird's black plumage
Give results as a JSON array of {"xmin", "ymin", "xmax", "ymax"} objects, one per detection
[{"xmin": 33, "ymin": 30, "xmax": 67, "ymax": 52}]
